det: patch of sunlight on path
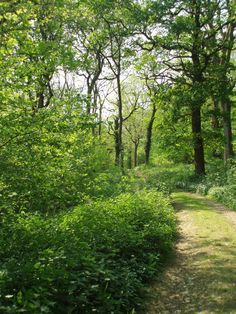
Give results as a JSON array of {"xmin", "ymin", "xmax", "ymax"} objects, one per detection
[{"xmin": 146, "ymin": 192, "xmax": 236, "ymax": 314}]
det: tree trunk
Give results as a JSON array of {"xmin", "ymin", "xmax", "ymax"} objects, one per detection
[
  {"xmin": 190, "ymin": 0, "xmax": 206, "ymax": 176},
  {"xmin": 145, "ymin": 104, "xmax": 156, "ymax": 164},
  {"xmin": 211, "ymin": 96, "xmax": 222, "ymax": 158},
  {"xmin": 222, "ymin": 97, "xmax": 234, "ymax": 162},
  {"xmin": 219, "ymin": 4, "xmax": 235, "ymax": 162},
  {"xmin": 127, "ymin": 148, "xmax": 132, "ymax": 169},
  {"xmin": 87, "ymin": 88, "xmax": 92, "ymax": 115},
  {"xmin": 114, "ymin": 117, "xmax": 120, "ymax": 166},
  {"xmin": 211, "ymin": 96, "xmax": 220, "ymax": 129},
  {"xmin": 134, "ymin": 142, "xmax": 138, "ymax": 167},
  {"xmin": 37, "ymin": 92, "xmax": 44, "ymax": 109},
  {"xmin": 116, "ymin": 71, "xmax": 123, "ymax": 168},
  {"xmin": 86, "ymin": 53, "xmax": 103, "ymax": 115},
  {"xmin": 191, "ymin": 106, "xmax": 205, "ymax": 176},
  {"xmin": 98, "ymin": 102, "xmax": 102, "ymax": 138}
]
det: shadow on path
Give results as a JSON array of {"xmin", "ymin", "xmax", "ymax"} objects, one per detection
[{"xmin": 146, "ymin": 192, "xmax": 236, "ymax": 314}]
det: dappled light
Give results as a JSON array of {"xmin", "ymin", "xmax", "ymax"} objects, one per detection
[
  {"xmin": 0, "ymin": 0, "xmax": 235, "ymax": 312},
  {"xmin": 147, "ymin": 193, "xmax": 236, "ymax": 313}
]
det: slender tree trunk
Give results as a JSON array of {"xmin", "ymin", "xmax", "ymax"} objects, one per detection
[
  {"xmin": 211, "ymin": 96, "xmax": 222, "ymax": 158},
  {"xmin": 116, "ymin": 70, "xmax": 123, "ymax": 168},
  {"xmin": 104, "ymin": 23, "xmax": 124, "ymax": 168},
  {"xmin": 87, "ymin": 87, "xmax": 92, "ymax": 115},
  {"xmin": 86, "ymin": 53, "xmax": 103, "ymax": 115},
  {"xmin": 37, "ymin": 92, "xmax": 44, "ymax": 109},
  {"xmin": 98, "ymin": 102, "xmax": 102, "ymax": 138},
  {"xmin": 134, "ymin": 142, "xmax": 138, "ymax": 167},
  {"xmin": 114, "ymin": 117, "xmax": 120, "ymax": 166},
  {"xmin": 212, "ymin": 96, "xmax": 220, "ymax": 129},
  {"xmin": 127, "ymin": 148, "xmax": 132, "ymax": 169},
  {"xmin": 222, "ymin": 97, "xmax": 234, "ymax": 162},
  {"xmin": 86, "ymin": 78, "xmax": 97, "ymax": 115},
  {"xmin": 145, "ymin": 104, "xmax": 156, "ymax": 164},
  {"xmin": 191, "ymin": 106, "xmax": 205, "ymax": 175}
]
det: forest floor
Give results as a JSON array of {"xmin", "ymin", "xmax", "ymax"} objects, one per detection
[{"xmin": 145, "ymin": 192, "xmax": 236, "ymax": 314}]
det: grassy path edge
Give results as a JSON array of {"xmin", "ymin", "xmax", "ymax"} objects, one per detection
[{"xmin": 146, "ymin": 192, "xmax": 236, "ymax": 314}]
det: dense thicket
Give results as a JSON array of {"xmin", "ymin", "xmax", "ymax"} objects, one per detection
[{"xmin": 0, "ymin": 191, "xmax": 176, "ymax": 313}]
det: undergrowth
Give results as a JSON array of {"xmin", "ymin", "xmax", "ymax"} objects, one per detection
[
  {"xmin": 196, "ymin": 161, "xmax": 236, "ymax": 210},
  {"xmin": 131, "ymin": 163, "xmax": 196, "ymax": 194},
  {"xmin": 131, "ymin": 160, "xmax": 236, "ymax": 211},
  {"xmin": 0, "ymin": 191, "xmax": 176, "ymax": 314}
]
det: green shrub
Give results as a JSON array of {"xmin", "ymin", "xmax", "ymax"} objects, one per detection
[
  {"xmin": 208, "ymin": 186, "xmax": 226, "ymax": 201},
  {"xmin": 0, "ymin": 191, "xmax": 176, "ymax": 314},
  {"xmin": 0, "ymin": 104, "xmax": 121, "ymax": 214},
  {"xmin": 196, "ymin": 183, "xmax": 209, "ymax": 195},
  {"xmin": 132, "ymin": 163, "xmax": 196, "ymax": 194},
  {"xmin": 227, "ymin": 166, "xmax": 236, "ymax": 185},
  {"xmin": 225, "ymin": 185, "xmax": 236, "ymax": 210},
  {"xmin": 195, "ymin": 161, "xmax": 236, "ymax": 211},
  {"xmin": 208, "ymin": 185, "xmax": 236, "ymax": 210}
]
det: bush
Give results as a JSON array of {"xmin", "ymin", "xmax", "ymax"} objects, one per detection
[
  {"xmin": 0, "ymin": 191, "xmax": 176, "ymax": 314},
  {"xmin": 131, "ymin": 163, "xmax": 196, "ymax": 194},
  {"xmin": 194, "ymin": 161, "xmax": 236, "ymax": 210},
  {"xmin": 196, "ymin": 183, "xmax": 209, "ymax": 195},
  {"xmin": 0, "ymin": 103, "xmax": 122, "ymax": 214},
  {"xmin": 208, "ymin": 186, "xmax": 226, "ymax": 201},
  {"xmin": 208, "ymin": 185, "xmax": 236, "ymax": 210}
]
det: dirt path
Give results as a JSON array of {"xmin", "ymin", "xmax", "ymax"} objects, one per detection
[{"xmin": 146, "ymin": 192, "xmax": 236, "ymax": 314}]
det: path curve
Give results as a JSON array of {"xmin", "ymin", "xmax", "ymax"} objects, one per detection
[{"xmin": 146, "ymin": 192, "xmax": 236, "ymax": 314}]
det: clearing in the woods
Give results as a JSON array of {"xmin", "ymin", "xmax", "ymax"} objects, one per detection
[{"xmin": 146, "ymin": 192, "xmax": 236, "ymax": 314}]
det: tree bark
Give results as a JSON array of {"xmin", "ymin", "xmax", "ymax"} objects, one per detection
[
  {"xmin": 37, "ymin": 92, "xmax": 44, "ymax": 109},
  {"xmin": 191, "ymin": 106, "xmax": 205, "ymax": 175},
  {"xmin": 86, "ymin": 50, "xmax": 103, "ymax": 115},
  {"xmin": 222, "ymin": 97, "xmax": 234, "ymax": 162},
  {"xmin": 219, "ymin": 3, "xmax": 235, "ymax": 161},
  {"xmin": 145, "ymin": 104, "xmax": 156, "ymax": 164},
  {"xmin": 134, "ymin": 142, "xmax": 138, "ymax": 167},
  {"xmin": 211, "ymin": 96, "xmax": 222, "ymax": 158},
  {"xmin": 190, "ymin": 0, "xmax": 206, "ymax": 176},
  {"xmin": 116, "ymin": 69, "xmax": 124, "ymax": 168},
  {"xmin": 127, "ymin": 148, "xmax": 132, "ymax": 169},
  {"xmin": 98, "ymin": 101, "xmax": 103, "ymax": 138},
  {"xmin": 114, "ymin": 117, "xmax": 120, "ymax": 166},
  {"xmin": 211, "ymin": 96, "xmax": 220, "ymax": 129}
]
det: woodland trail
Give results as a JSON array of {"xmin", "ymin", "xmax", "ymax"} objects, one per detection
[{"xmin": 146, "ymin": 192, "xmax": 236, "ymax": 314}]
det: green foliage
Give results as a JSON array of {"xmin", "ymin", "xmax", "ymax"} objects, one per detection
[
  {"xmin": 0, "ymin": 191, "xmax": 176, "ymax": 313},
  {"xmin": 195, "ymin": 162, "xmax": 228, "ymax": 195},
  {"xmin": 0, "ymin": 99, "xmax": 120, "ymax": 213},
  {"xmin": 208, "ymin": 185, "xmax": 236, "ymax": 210},
  {"xmin": 1, "ymin": 0, "xmax": 235, "ymax": 312},
  {"xmin": 131, "ymin": 163, "xmax": 196, "ymax": 194},
  {"xmin": 208, "ymin": 186, "xmax": 226, "ymax": 200},
  {"xmin": 195, "ymin": 161, "xmax": 236, "ymax": 210}
]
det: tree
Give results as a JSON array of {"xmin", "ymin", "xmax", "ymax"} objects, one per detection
[
  {"xmin": 123, "ymin": 91, "xmax": 144, "ymax": 167},
  {"xmin": 139, "ymin": 0, "xmax": 236, "ymax": 174},
  {"xmin": 68, "ymin": 1, "xmax": 107, "ymax": 115},
  {"xmin": 214, "ymin": 0, "xmax": 235, "ymax": 161},
  {"xmin": 108, "ymin": 88, "xmax": 139, "ymax": 167}
]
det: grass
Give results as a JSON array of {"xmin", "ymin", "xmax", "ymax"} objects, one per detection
[{"xmin": 147, "ymin": 192, "xmax": 236, "ymax": 314}]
